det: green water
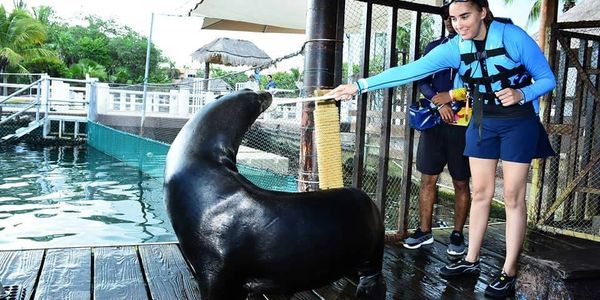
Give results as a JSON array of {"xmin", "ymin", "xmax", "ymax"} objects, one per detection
[{"xmin": 0, "ymin": 143, "xmax": 176, "ymax": 250}]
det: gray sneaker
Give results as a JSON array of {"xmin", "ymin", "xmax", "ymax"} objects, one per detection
[
  {"xmin": 403, "ymin": 228, "xmax": 433, "ymax": 249},
  {"xmin": 447, "ymin": 230, "xmax": 466, "ymax": 256}
]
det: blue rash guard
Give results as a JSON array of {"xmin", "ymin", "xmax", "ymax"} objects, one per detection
[
  {"xmin": 356, "ymin": 20, "xmax": 556, "ymax": 117},
  {"xmin": 417, "ymin": 33, "xmax": 456, "ymax": 101}
]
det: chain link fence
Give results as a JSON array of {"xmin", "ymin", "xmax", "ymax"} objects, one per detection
[
  {"xmin": 0, "ymin": 1, "xmax": 514, "ymax": 236},
  {"xmin": 344, "ymin": 1, "xmax": 473, "ymax": 232},
  {"xmin": 533, "ymin": 23, "xmax": 600, "ymax": 241}
]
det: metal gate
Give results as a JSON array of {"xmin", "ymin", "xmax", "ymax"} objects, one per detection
[{"xmin": 534, "ymin": 20, "xmax": 600, "ymax": 241}]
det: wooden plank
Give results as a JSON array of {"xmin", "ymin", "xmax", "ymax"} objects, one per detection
[
  {"xmin": 0, "ymin": 249, "xmax": 44, "ymax": 300},
  {"xmin": 527, "ymin": 227, "xmax": 600, "ymax": 249},
  {"xmin": 545, "ymin": 123, "xmax": 573, "ymax": 135},
  {"xmin": 34, "ymin": 248, "xmax": 91, "ymax": 300},
  {"xmin": 94, "ymin": 246, "xmax": 148, "ymax": 300},
  {"xmin": 314, "ymin": 278, "xmax": 357, "ymax": 299},
  {"xmin": 262, "ymin": 294, "xmax": 288, "ymax": 300},
  {"xmin": 383, "ymin": 244, "xmax": 476, "ymax": 299},
  {"xmin": 397, "ymin": 235, "xmax": 496, "ymax": 298},
  {"xmin": 290, "ymin": 291, "xmax": 320, "ymax": 300},
  {"xmin": 431, "ymin": 230, "xmax": 500, "ymax": 278},
  {"xmin": 138, "ymin": 244, "xmax": 202, "ymax": 300}
]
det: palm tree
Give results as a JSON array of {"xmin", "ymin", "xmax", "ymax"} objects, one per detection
[
  {"xmin": 69, "ymin": 59, "xmax": 108, "ymax": 81},
  {"xmin": 503, "ymin": 0, "xmax": 577, "ymax": 26},
  {"xmin": 0, "ymin": 5, "xmax": 56, "ymax": 74}
]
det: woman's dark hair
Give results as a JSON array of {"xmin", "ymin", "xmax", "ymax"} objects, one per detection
[
  {"xmin": 444, "ymin": 0, "xmax": 494, "ymax": 24},
  {"xmin": 470, "ymin": 0, "xmax": 494, "ymax": 25}
]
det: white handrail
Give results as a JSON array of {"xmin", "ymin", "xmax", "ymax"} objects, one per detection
[{"xmin": 0, "ymin": 77, "xmax": 44, "ymax": 105}]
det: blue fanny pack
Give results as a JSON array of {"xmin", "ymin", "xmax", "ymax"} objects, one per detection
[{"xmin": 409, "ymin": 98, "xmax": 441, "ymax": 131}]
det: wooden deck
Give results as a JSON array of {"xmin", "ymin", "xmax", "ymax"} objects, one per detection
[{"xmin": 1, "ymin": 223, "xmax": 599, "ymax": 300}]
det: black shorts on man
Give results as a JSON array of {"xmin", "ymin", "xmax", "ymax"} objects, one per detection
[{"xmin": 416, "ymin": 123, "xmax": 470, "ymax": 180}]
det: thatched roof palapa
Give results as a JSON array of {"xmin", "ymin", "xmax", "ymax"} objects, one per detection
[
  {"xmin": 558, "ymin": 0, "xmax": 600, "ymax": 22},
  {"xmin": 191, "ymin": 37, "xmax": 272, "ymax": 67}
]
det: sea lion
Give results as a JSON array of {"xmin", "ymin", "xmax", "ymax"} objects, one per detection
[{"xmin": 164, "ymin": 89, "xmax": 385, "ymax": 299}]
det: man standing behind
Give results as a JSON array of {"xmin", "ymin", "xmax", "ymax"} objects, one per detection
[
  {"xmin": 265, "ymin": 74, "xmax": 277, "ymax": 90},
  {"xmin": 403, "ymin": 9, "xmax": 471, "ymax": 256}
]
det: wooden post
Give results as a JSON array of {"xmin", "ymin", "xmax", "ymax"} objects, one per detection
[
  {"xmin": 299, "ymin": 0, "xmax": 341, "ymax": 191},
  {"xmin": 538, "ymin": 0, "xmax": 558, "ymax": 52},
  {"xmin": 203, "ymin": 62, "xmax": 210, "ymax": 91}
]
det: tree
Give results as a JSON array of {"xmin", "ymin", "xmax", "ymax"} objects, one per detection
[
  {"xmin": 209, "ymin": 67, "xmax": 248, "ymax": 89},
  {"xmin": 38, "ymin": 12, "xmax": 173, "ymax": 83},
  {"xmin": 396, "ymin": 15, "xmax": 436, "ymax": 64},
  {"xmin": 503, "ymin": 0, "xmax": 577, "ymax": 26},
  {"xmin": 68, "ymin": 58, "xmax": 107, "ymax": 81},
  {"xmin": 0, "ymin": 5, "xmax": 56, "ymax": 73}
]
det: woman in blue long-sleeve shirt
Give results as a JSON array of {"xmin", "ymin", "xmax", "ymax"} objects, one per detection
[{"xmin": 330, "ymin": 0, "xmax": 556, "ymax": 297}]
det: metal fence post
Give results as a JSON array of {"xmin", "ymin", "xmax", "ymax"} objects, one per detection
[
  {"xmin": 42, "ymin": 74, "xmax": 50, "ymax": 138},
  {"xmin": 35, "ymin": 79, "xmax": 41, "ymax": 122},
  {"xmin": 0, "ymin": 280, "xmax": 6, "ymax": 299}
]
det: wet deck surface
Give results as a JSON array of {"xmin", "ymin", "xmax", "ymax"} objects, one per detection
[{"xmin": 1, "ymin": 223, "xmax": 598, "ymax": 300}]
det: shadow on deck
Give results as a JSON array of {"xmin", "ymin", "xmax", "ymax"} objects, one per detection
[{"xmin": 1, "ymin": 223, "xmax": 599, "ymax": 299}]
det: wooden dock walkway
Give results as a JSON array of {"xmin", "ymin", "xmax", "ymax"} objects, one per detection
[{"xmin": 1, "ymin": 223, "xmax": 598, "ymax": 299}]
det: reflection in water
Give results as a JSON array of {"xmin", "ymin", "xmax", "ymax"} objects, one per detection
[{"xmin": 0, "ymin": 143, "xmax": 176, "ymax": 250}]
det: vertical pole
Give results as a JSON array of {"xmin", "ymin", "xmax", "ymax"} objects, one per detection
[
  {"xmin": 375, "ymin": 7, "xmax": 398, "ymax": 219},
  {"xmin": 204, "ymin": 62, "xmax": 210, "ymax": 91},
  {"xmin": 398, "ymin": 11, "xmax": 422, "ymax": 237},
  {"xmin": 299, "ymin": 0, "xmax": 341, "ymax": 191},
  {"xmin": 35, "ymin": 79, "xmax": 41, "ymax": 122},
  {"xmin": 140, "ymin": 12, "xmax": 154, "ymax": 136},
  {"xmin": 0, "ymin": 280, "xmax": 6, "ymax": 298},
  {"xmin": 334, "ymin": 0, "xmax": 346, "ymax": 87},
  {"xmin": 531, "ymin": 0, "xmax": 558, "ymax": 223},
  {"xmin": 87, "ymin": 79, "xmax": 98, "ymax": 123},
  {"xmin": 538, "ymin": 0, "xmax": 558, "ymax": 54},
  {"xmin": 43, "ymin": 74, "xmax": 50, "ymax": 138},
  {"xmin": 353, "ymin": 2, "xmax": 373, "ymax": 189}
]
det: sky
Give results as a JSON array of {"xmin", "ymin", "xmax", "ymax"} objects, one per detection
[{"xmin": 0, "ymin": 0, "xmax": 556, "ymax": 72}]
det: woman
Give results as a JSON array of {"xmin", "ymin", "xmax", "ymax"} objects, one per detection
[{"xmin": 329, "ymin": 0, "xmax": 556, "ymax": 297}]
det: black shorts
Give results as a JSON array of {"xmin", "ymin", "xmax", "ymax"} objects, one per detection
[{"xmin": 416, "ymin": 123, "xmax": 470, "ymax": 180}]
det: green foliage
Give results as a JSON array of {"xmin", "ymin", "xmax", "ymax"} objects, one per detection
[
  {"xmin": 68, "ymin": 58, "xmax": 107, "ymax": 81},
  {"xmin": 209, "ymin": 67, "xmax": 248, "ymax": 89},
  {"xmin": 259, "ymin": 68, "xmax": 301, "ymax": 90},
  {"xmin": 342, "ymin": 62, "xmax": 360, "ymax": 78},
  {"xmin": 0, "ymin": 4, "xmax": 57, "ymax": 73},
  {"xmin": 11, "ymin": 4, "xmax": 177, "ymax": 83},
  {"xmin": 396, "ymin": 15, "xmax": 436, "ymax": 64},
  {"xmin": 502, "ymin": 0, "xmax": 576, "ymax": 26},
  {"xmin": 23, "ymin": 55, "xmax": 66, "ymax": 77},
  {"xmin": 206, "ymin": 67, "xmax": 302, "ymax": 91}
]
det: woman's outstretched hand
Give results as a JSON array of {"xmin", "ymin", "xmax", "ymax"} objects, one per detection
[{"xmin": 328, "ymin": 83, "xmax": 358, "ymax": 101}]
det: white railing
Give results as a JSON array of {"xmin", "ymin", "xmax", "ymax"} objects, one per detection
[
  {"xmin": 0, "ymin": 74, "xmax": 314, "ymax": 124},
  {"xmin": 97, "ymin": 86, "xmax": 224, "ymax": 117}
]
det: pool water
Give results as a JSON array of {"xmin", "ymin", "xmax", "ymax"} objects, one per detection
[{"xmin": 0, "ymin": 143, "xmax": 176, "ymax": 250}]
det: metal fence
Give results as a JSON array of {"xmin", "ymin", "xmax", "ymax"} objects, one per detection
[
  {"xmin": 344, "ymin": 0, "xmax": 471, "ymax": 233},
  {"xmin": 534, "ymin": 21, "xmax": 600, "ymax": 241},
  {"xmin": 0, "ymin": 1, "xmax": 466, "ymax": 235}
]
